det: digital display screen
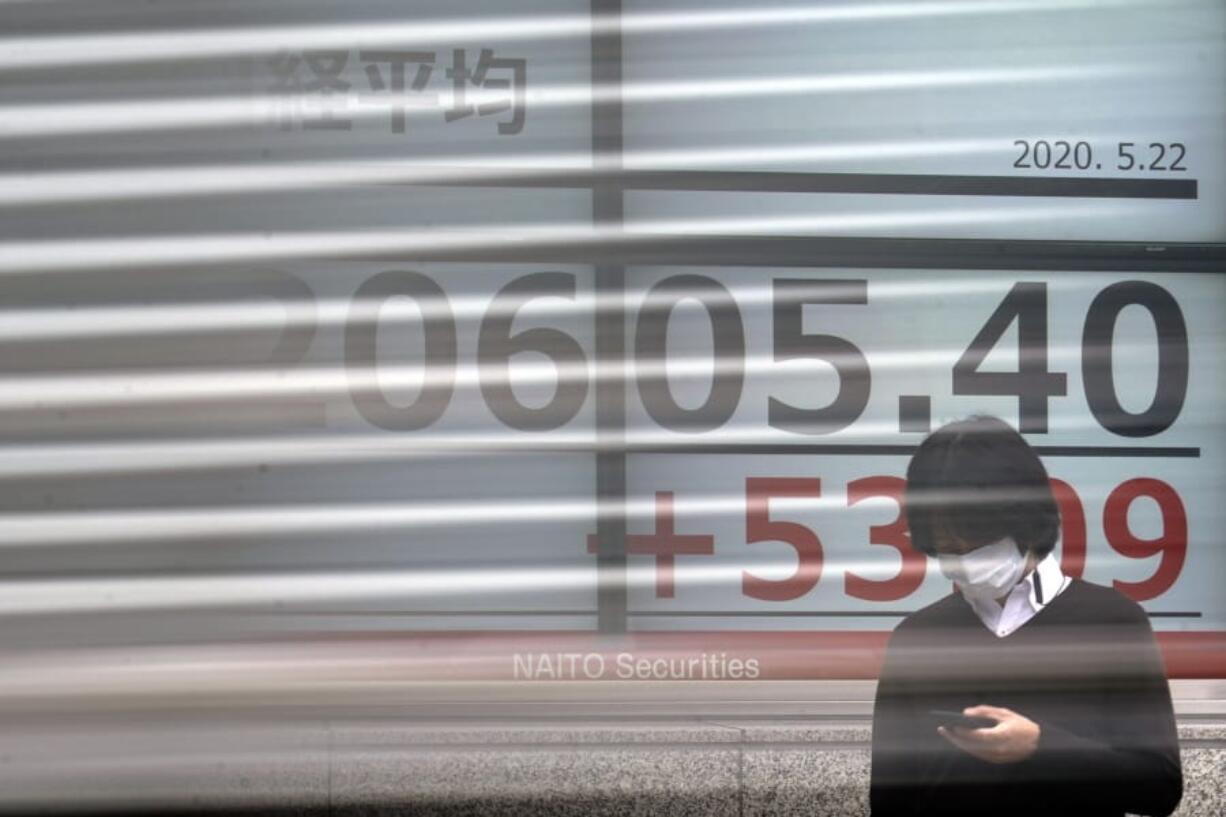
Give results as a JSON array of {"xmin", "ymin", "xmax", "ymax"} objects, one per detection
[{"xmin": 2, "ymin": 0, "xmax": 1223, "ymax": 679}]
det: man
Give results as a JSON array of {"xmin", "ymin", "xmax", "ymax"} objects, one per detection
[{"xmin": 869, "ymin": 415, "xmax": 1182, "ymax": 817}]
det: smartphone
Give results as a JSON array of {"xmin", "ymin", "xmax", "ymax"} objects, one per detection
[{"xmin": 928, "ymin": 708, "xmax": 998, "ymax": 730}]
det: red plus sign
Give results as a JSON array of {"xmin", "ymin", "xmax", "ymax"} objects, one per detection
[{"xmin": 586, "ymin": 491, "xmax": 714, "ymax": 598}]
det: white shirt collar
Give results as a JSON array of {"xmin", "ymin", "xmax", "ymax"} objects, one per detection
[{"xmin": 962, "ymin": 550, "xmax": 1070, "ymax": 638}]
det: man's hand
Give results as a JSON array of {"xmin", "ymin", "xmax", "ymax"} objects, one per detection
[{"xmin": 937, "ymin": 704, "xmax": 1040, "ymax": 764}]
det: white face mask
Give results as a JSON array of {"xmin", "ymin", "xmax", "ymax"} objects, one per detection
[{"xmin": 937, "ymin": 535, "xmax": 1028, "ymax": 601}]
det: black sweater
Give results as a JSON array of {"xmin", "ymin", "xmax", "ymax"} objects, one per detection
[{"xmin": 869, "ymin": 577, "xmax": 1183, "ymax": 817}]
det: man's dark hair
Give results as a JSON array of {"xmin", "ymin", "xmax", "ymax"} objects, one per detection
[{"xmin": 904, "ymin": 414, "xmax": 1061, "ymax": 559}]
